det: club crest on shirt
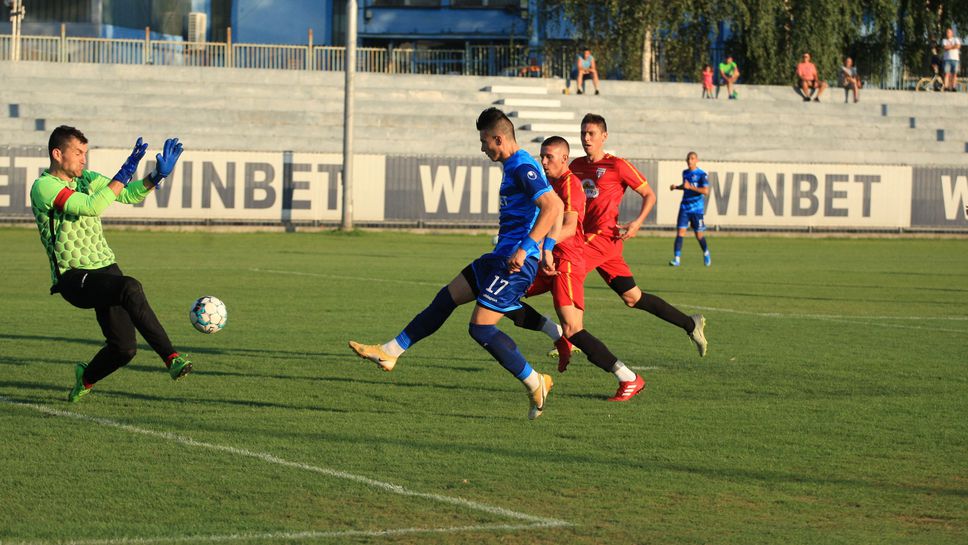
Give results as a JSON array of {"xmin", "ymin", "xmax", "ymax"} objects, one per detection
[
  {"xmin": 596, "ymin": 167, "xmax": 607, "ymax": 179},
  {"xmin": 582, "ymin": 178, "xmax": 599, "ymax": 199}
]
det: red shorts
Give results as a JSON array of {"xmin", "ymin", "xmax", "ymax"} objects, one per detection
[
  {"xmin": 526, "ymin": 258, "xmax": 585, "ymax": 310},
  {"xmin": 584, "ymin": 233, "xmax": 633, "ymax": 284}
]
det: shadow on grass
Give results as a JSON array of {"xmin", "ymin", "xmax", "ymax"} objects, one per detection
[
  {"xmin": 0, "ymin": 379, "xmax": 385, "ymax": 416},
  {"xmin": 0, "ymin": 334, "xmax": 496, "ymax": 365}
]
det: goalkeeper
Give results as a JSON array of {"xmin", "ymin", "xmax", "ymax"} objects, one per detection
[{"xmin": 30, "ymin": 125, "xmax": 191, "ymax": 402}]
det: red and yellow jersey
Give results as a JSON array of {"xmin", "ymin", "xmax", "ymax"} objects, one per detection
[
  {"xmin": 569, "ymin": 154, "xmax": 649, "ymax": 238},
  {"xmin": 550, "ymin": 170, "xmax": 585, "ymax": 267}
]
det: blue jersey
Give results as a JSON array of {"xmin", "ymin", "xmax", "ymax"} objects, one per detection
[
  {"xmin": 493, "ymin": 150, "xmax": 552, "ymax": 259},
  {"xmin": 680, "ymin": 168, "xmax": 708, "ymax": 215}
]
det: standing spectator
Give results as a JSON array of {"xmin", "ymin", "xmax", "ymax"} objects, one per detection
[
  {"xmin": 718, "ymin": 55, "xmax": 740, "ymax": 99},
  {"xmin": 701, "ymin": 64, "xmax": 714, "ymax": 99},
  {"xmin": 576, "ymin": 48, "xmax": 600, "ymax": 95},
  {"xmin": 840, "ymin": 56, "xmax": 861, "ymax": 103},
  {"xmin": 797, "ymin": 52, "xmax": 828, "ymax": 102},
  {"xmin": 942, "ymin": 28, "xmax": 962, "ymax": 92}
]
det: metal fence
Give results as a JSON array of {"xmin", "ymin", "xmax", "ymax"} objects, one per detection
[{"xmin": 0, "ymin": 32, "xmax": 575, "ymax": 79}]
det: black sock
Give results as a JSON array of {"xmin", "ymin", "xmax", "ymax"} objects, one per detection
[
  {"xmin": 567, "ymin": 329, "xmax": 619, "ymax": 372},
  {"xmin": 634, "ymin": 293, "xmax": 694, "ymax": 332},
  {"xmin": 505, "ymin": 301, "xmax": 546, "ymax": 331}
]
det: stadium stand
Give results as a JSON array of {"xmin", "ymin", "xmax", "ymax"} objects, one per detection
[{"xmin": 2, "ymin": 60, "xmax": 967, "ymax": 165}]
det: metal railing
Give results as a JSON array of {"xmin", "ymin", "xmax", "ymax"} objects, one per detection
[{"xmin": 1, "ymin": 31, "xmax": 577, "ymax": 80}]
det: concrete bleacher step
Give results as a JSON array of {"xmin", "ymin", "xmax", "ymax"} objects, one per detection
[
  {"xmin": 483, "ymin": 85, "xmax": 548, "ymax": 95},
  {"xmin": 508, "ymin": 110, "xmax": 575, "ymax": 120},
  {"xmin": 2, "ymin": 60, "xmax": 966, "ymax": 165},
  {"xmin": 495, "ymin": 98, "xmax": 561, "ymax": 108},
  {"xmin": 518, "ymin": 122, "xmax": 580, "ymax": 133}
]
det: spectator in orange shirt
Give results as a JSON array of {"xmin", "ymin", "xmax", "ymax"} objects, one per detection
[{"xmin": 797, "ymin": 52, "xmax": 828, "ymax": 102}]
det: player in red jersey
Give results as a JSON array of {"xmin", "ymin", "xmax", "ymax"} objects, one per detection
[
  {"xmin": 570, "ymin": 113, "xmax": 708, "ymax": 357},
  {"xmin": 523, "ymin": 136, "xmax": 644, "ymax": 400}
]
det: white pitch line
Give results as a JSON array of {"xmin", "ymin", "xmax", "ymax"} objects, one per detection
[
  {"xmin": 0, "ymin": 396, "xmax": 570, "ymax": 533},
  {"xmin": 249, "ymin": 268, "xmax": 968, "ymax": 328},
  {"xmin": 0, "ymin": 522, "xmax": 563, "ymax": 545},
  {"xmin": 684, "ymin": 304, "xmax": 968, "ymax": 322}
]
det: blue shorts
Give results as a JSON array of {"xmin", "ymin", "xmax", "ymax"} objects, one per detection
[
  {"xmin": 470, "ymin": 253, "xmax": 539, "ymax": 313},
  {"xmin": 944, "ymin": 59, "xmax": 960, "ymax": 75},
  {"xmin": 677, "ymin": 209, "xmax": 706, "ymax": 232}
]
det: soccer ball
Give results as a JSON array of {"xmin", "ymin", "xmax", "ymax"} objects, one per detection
[{"xmin": 189, "ymin": 296, "xmax": 227, "ymax": 334}]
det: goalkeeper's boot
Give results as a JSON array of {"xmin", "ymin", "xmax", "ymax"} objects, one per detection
[
  {"xmin": 688, "ymin": 315, "xmax": 708, "ymax": 358},
  {"xmin": 348, "ymin": 341, "xmax": 397, "ymax": 372},
  {"xmin": 546, "ymin": 345, "xmax": 582, "ymax": 361},
  {"xmin": 67, "ymin": 363, "xmax": 93, "ymax": 403},
  {"xmin": 553, "ymin": 336, "xmax": 573, "ymax": 373},
  {"xmin": 166, "ymin": 354, "xmax": 193, "ymax": 381},
  {"xmin": 527, "ymin": 373, "xmax": 554, "ymax": 420},
  {"xmin": 607, "ymin": 374, "xmax": 646, "ymax": 402}
]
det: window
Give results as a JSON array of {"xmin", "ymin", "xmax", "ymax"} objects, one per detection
[
  {"xmin": 451, "ymin": 0, "xmax": 519, "ymax": 8},
  {"xmin": 371, "ymin": 0, "xmax": 443, "ymax": 7}
]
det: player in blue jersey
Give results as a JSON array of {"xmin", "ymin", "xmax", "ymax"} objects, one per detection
[
  {"xmin": 349, "ymin": 107, "xmax": 564, "ymax": 419},
  {"xmin": 670, "ymin": 151, "xmax": 711, "ymax": 267}
]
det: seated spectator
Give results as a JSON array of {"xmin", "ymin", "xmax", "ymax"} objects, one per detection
[
  {"xmin": 576, "ymin": 48, "xmax": 600, "ymax": 95},
  {"xmin": 797, "ymin": 52, "xmax": 828, "ymax": 102},
  {"xmin": 518, "ymin": 55, "xmax": 542, "ymax": 78},
  {"xmin": 840, "ymin": 56, "xmax": 861, "ymax": 103},
  {"xmin": 701, "ymin": 64, "xmax": 714, "ymax": 99},
  {"xmin": 718, "ymin": 55, "xmax": 740, "ymax": 99},
  {"xmin": 942, "ymin": 28, "xmax": 962, "ymax": 92}
]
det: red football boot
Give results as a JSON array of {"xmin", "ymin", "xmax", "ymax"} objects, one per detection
[
  {"xmin": 553, "ymin": 336, "xmax": 573, "ymax": 372},
  {"xmin": 607, "ymin": 375, "xmax": 645, "ymax": 402}
]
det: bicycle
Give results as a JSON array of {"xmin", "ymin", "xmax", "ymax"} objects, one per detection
[{"xmin": 915, "ymin": 73, "xmax": 945, "ymax": 91}]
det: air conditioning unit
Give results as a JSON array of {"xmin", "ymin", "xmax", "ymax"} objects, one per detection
[{"xmin": 187, "ymin": 11, "xmax": 207, "ymax": 50}]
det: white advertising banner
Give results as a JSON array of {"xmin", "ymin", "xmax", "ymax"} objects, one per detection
[
  {"xmin": 656, "ymin": 161, "xmax": 913, "ymax": 228},
  {"xmin": 91, "ymin": 150, "xmax": 386, "ymax": 222}
]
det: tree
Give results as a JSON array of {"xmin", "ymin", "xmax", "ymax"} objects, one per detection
[{"xmin": 545, "ymin": 0, "xmax": 966, "ymax": 86}]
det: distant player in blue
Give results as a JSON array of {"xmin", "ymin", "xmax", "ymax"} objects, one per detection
[
  {"xmin": 349, "ymin": 107, "xmax": 564, "ymax": 419},
  {"xmin": 670, "ymin": 151, "xmax": 711, "ymax": 267}
]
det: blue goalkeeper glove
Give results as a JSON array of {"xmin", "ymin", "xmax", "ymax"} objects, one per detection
[
  {"xmin": 113, "ymin": 137, "xmax": 148, "ymax": 186},
  {"xmin": 149, "ymin": 137, "xmax": 184, "ymax": 187}
]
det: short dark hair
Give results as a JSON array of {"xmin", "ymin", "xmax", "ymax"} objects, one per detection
[
  {"xmin": 541, "ymin": 136, "xmax": 570, "ymax": 153},
  {"xmin": 687, "ymin": 151, "xmax": 698, "ymax": 160},
  {"xmin": 580, "ymin": 113, "xmax": 607, "ymax": 133},
  {"xmin": 48, "ymin": 125, "xmax": 87, "ymax": 159},
  {"xmin": 476, "ymin": 107, "xmax": 515, "ymax": 141}
]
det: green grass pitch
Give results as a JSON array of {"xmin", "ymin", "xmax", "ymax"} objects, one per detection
[{"xmin": 0, "ymin": 227, "xmax": 965, "ymax": 545}]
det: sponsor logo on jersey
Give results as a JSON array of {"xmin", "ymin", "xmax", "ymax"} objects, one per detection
[
  {"xmin": 527, "ymin": 169, "xmax": 538, "ymax": 180},
  {"xmin": 582, "ymin": 178, "xmax": 599, "ymax": 199}
]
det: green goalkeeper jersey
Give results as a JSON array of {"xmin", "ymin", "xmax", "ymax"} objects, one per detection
[{"xmin": 30, "ymin": 169, "xmax": 152, "ymax": 286}]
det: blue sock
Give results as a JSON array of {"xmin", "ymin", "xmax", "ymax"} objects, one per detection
[
  {"xmin": 674, "ymin": 236, "xmax": 683, "ymax": 257},
  {"xmin": 396, "ymin": 287, "xmax": 457, "ymax": 350},
  {"xmin": 468, "ymin": 324, "xmax": 533, "ymax": 379},
  {"xmin": 698, "ymin": 237, "xmax": 708, "ymax": 253}
]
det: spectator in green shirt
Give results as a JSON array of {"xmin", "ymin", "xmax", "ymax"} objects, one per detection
[{"xmin": 718, "ymin": 55, "xmax": 740, "ymax": 99}]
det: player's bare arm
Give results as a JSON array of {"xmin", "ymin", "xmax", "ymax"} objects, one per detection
[
  {"xmin": 540, "ymin": 204, "xmax": 566, "ymax": 276},
  {"xmin": 618, "ymin": 183, "xmax": 655, "ymax": 240},
  {"xmin": 509, "ymin": 191, "xmax": 563, "ymax": 273},
  {"xmin": 672, "ymin": 181, "xmax": 710, "ymax": 195}
]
